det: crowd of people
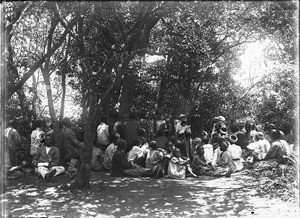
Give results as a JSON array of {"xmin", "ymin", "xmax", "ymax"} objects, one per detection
[{"xmin": 3, "ymin": 109, "xmax": 297, "ymax": 182}]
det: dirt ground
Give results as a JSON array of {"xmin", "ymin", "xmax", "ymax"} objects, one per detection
[{"xmin": 1, "ymin": 171, "xmax": 299, "ymax": 218}]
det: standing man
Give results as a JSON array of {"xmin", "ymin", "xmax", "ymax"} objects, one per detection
[
  {"xmin": 4, "ymin": 119, "xmax": 21, "ymax": 167},
  {"xmin": 188, "ymin": 99, "xmax": 202, "ymax": 138}
]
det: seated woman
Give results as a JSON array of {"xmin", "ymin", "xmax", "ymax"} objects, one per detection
[
  {"xmin": 245, "ymin": 132, "xmax": 270, "ymax": 164},
  {"xmin": 102, "ymin": 133, "xmax": 120, "ymax": 171},
  {"xmin": 111, "ymin": 139, "xmax": 160, "ymax": 177},
  {"xmin": 212, "ymin": 138, "xmax": 241, "ymax": 177},
  {"xmin": 227, "ymin": 134, "xmax": 244, "ymax": 171},
  {"xmin": 145, "ymin": 141, "xmax": 164, "ymax": 178},
  {"xmin": 191, "ymin": 145, "xmax": 216, "ymax": 176},
  {"xmin": 127, "ymin": 138, "xmax": 148, "ymax": 168},
  {"xmin": 252, "ymin": 129, "xmax": 289, "ymax": 170},
  {"xmin": 168, "ymin": 148, "xmax": 197, "ymax": 179}
]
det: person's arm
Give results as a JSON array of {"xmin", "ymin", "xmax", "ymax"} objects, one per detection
[
  {"xmin": 32, "ymin": 148, "xmax": 41, "ymax": 167},
  {"xmin": 50, "ymin": 148, "xmax": 60, "ymax": 167},
  {"xmin": 224, "ymin": 152, "xmax": 236, "ymax": 172},
  {"xmin": 264, "ymin": 144, "xmax": 280, "ymax": 160},
  {"xmin": 13, "ymin": 130, "xmax": 22, "ymax": 146},
  {"xmin": 68, "ymin": 129, "xmax": 84, "ymax": 148}
]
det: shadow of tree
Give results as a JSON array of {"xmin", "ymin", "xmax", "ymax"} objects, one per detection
[{"xmin": 2, "ymin": 171, "xmax": 298, "ymax": 218}]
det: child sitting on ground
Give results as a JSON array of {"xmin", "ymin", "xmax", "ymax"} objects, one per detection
[
  {"xmin": 168, "ymin": 148, "xmax": 197, "ymax": 179},
  {"xmin": 145, "ymin": 141, "xmax": 164, "ymax": 178},
  {"xmin": 191, "ymin": 145, "xmax": 215, "ymax": 176}
]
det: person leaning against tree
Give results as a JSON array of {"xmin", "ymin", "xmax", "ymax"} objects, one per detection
[{"xmin": 60, "ymin": 117, "xmax": 84, "ymax": 174}]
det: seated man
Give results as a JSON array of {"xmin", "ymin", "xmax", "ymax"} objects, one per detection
[
  {"xmin": 111, "ymin": 139, "xmax": 160, "ymax": 178},
  {"xmin": 32, "ymin": 134, "xmax": 65, "ymax": 181}
]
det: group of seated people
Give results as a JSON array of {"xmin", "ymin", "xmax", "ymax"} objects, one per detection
[
  {"xmin": 6, "ymin": 115, "xmax": 297, "ymax": 182},
  {"xmin": 90, "ymin": 115, "xmax": 296, "ymax": 180}
]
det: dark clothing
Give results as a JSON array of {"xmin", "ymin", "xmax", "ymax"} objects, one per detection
[
  {"xmin": 153, "ymin": 136, "xmax": 168, "ymax": 150},
  {"xmin": 124, "ymin": 120, "xmax": 139, "ymax": 152},
  {"xmin": 188, "ymin": 106, "xmax": 202, "ymax": 138},
  {"xmin": 111, "ymin": 149, "xmax": 133, "ymax": 177},
  {"xmin": 61, "ymin": 127, "xmax": 83, "ymax": 161}
]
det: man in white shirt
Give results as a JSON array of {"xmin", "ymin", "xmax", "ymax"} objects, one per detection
[{"xmin": 97, "ymin": 117, "xmax": 110, "ymax": 147}]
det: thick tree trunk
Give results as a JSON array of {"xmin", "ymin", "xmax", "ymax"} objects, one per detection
[
  {"xmin": 70, "ymin": 92, "xmax": 96, "ymax": 189},
  {"xmin": 119, "ymin": 73, "xmax": 136, "ymax": 121}
]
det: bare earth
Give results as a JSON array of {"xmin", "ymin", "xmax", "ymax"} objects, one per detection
[{"xmin": 1, "ymin": 171, "xmax": 299, "ymax": 218}]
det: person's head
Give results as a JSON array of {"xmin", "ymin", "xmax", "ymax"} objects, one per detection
[
  {"xmin": 111, "ymin": 133, "xmax": 120, "ymax": 144},
  {"xmin": 132, "ymin": 138, "xmax": 141, "ymax": 147},
  {"xmin": 196, "ymin": 145, "xmax": 204, "ymax": 156},
  {"xmin": 33, "ymin": 120, "xmax": 43, "ymax": 129},
  {"xmin": 245, "ymin": 122, "xmax": 251, "ymax": 132},
  {"xmin": 215, "ymin": 122, "xmax": 222, "ymax": 132},
  {"xmin": 172, "ymin": 147, "xmax": 181, "ymax": 158},
  {"xmin": 181, "ymin": 120, "xmax": 188, "ymax": 126},
  {"xmin": 149, "ymin": 141, "xmax": 158, "ymax": 150},
  {"xmin": 229, "ymin": 134, "xmax": 238, "ymax": 144},
  {"xmin": 8, "ymin": 119, "xmax": 16, "ymax": 128},
  {"xmin": 255, "ymin": 132, "xmax": 264, "ymax": 141},
  {"xmin": 100, "ymin": 116, "xmax": 108, "ymax": 124},
  {"xmin": 230, "ymin": 123, "xmax": 239, "ymax": 133},
  {"xmin": 44, "ymin": 133, "xmax": 54, "ymax": 147},
  {"xmin": 61, "ymin": 118, "xmax": 72, "ymax": 128},
  {"xmin": 138, "ymin": 128, "xmax": 146, "ymax": 137},
  {"xmin": 218, "ymin": 138, "xmax": 229, "ymax": 152},
  {"xmin": 184, "ymin": 128, "xmax": 192, "ymax": 138},
  {"xmin": 169, "ymin": 135, "xmax": 177, "ymax": 143},
  {"xmin": 202, "ymin": 135, "xmax": 210, "ymax": 144},
  {"xmin": 194, "ymin": 99, "xmax": 200, "ymax": 107},
  {"xmin": 116, "ymin": 139, "xmax": 127, "ymax": 152},
  {"xmin": 128, "ymin": 111, "xmax": 136, "ymax": 120},
  {"xmin": 194, "ymin": 137, "xmax": 202, "ymax": 146},
  {"xmin": 271, "ymin": 129, "xmax": 281, "ymax": 141},
  {"xmin": 166, "ymin": 141, "xmax": 175, "ymax": 152},
  {"xmin": 179, "ymin": 114, "xmax": 186, "ymax": 121},
  {"xmin": 174, "ymin": 140, "xmax": 182, "ymax": 148}
]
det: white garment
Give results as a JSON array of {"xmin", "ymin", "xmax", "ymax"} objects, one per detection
[
  {"xmin": 45, "ymin": 146, "xmax": 51, "ymax": 154},
  {"xmin": 228, "ymin": 144, "xmax": 242, "ymax": 160},
  {"xmin": 97, "ymin": 123, "xmax": 110, "ymax": 146},
  {"xmin": 202, "ymin": 144, "xmax": 214, "ymax": 164},
  {"xmin": 128, "ymin": 146, "xmax": 144, "ymax": 162},
  {"xmin": 247, "ymin": 139, "xmax": 271, "ymax": 159},
  {"xmin": 36, "ymin": 166, "xmax": 65, "ymax": 179},
  {"xmin": 30, "ymin": 128, "xmax": 45, "ymax": 155}
]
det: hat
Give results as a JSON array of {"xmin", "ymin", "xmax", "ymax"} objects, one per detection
[
  {"xmin": 229, "ymin": 134, "xmax": 238, "ymax": 143},
  {"xmin": 214, "ymin": 116, "xmax": 226, "ymax": 122},
  {"xmin": 194, "ymin": 137, "xmax": 201, "ymax": 143},
  {"xmin": 255, "ymin": 132, "xmax": 264, "ymax": 140},
  {"xmin": 179, "ymin": 114, "xmax": 186, "ymax": 118},
  {"xmin": 220, "ymin": 127, "xmax": 227, "ymax": 135}
]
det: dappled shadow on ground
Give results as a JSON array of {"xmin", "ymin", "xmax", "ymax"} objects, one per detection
[{"xmin": 1, "ymin": 171, "xmax": 298, "ymax": 217}]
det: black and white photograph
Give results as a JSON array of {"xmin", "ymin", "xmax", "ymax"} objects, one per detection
[{"xmin": 0, "ymin": 1, "xmax": 299, "ymax": 217}]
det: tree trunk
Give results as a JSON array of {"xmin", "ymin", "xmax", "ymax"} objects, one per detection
[
  {"xmin": 0, "ymin": 4, "xmax": 8, "ymax": 194},
  {"xmin": 71, "ymin": 92, "xmax": 96, "ymax": 189},
  {"xmin": 119, "ymin": 73, "xmax": 136, "ymax": 121},
  {"xmin": 59, "ymin": 69, "xmax": 66, "ymax": 121},
  {"xmin": 32, "ymin": 73, "xmax": 38, "ymax": 121}
]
